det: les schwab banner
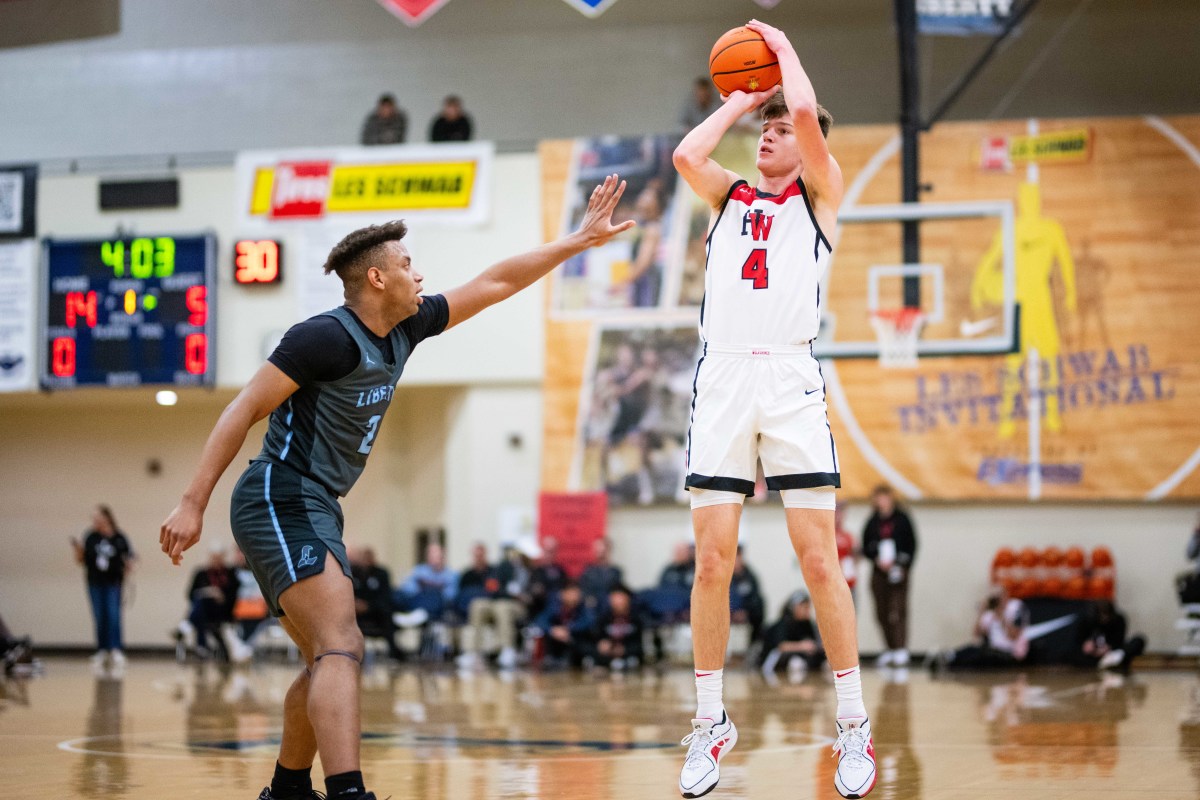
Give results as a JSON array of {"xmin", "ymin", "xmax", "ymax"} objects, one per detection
[{"xmin": 235, "ymin": 142, "xmax": 493, "ymax": 228}]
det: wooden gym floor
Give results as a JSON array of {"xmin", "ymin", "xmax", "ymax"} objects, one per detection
[{"xmin": 2, "ymin": 656, "xmax": 1199, "ymax": 799}]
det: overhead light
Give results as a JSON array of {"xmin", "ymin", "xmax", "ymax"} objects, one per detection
[{"xmin": 156, "ymin": 390, "xmax": 178, "ymax": 406}]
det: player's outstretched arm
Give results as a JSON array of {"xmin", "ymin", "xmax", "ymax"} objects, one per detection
[
  {"xmin": 441, "ymin": 174, "xmax": 635, "ymax": 330},
  {"xmin": 159, "ymin": 363, "xmax": 299, "ymax": 565},
  {"xmin": 745, "ymin": 20, "xmax": 842, "ymax": 205},
  {"xmin": 673, "ymin": 89, "xmax": 773, "ymax": 209}
]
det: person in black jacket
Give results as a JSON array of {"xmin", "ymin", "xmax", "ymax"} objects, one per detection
[
  {"xmin": 186, "ymin": 547, "xmax": 239, "ymax": 658},
  {"xmin": 861, "ymin": 485, "xmax": 918, "ymax": 667},
  {"xmin": 351, "ymin": 547, "xmax": 404, "ymax": 662},
  {"xmin": 593, "ymin": 586, "xmax": 645, "ymax": 670},
  {"xmin": 1076, "ymin": 600, "xmax": 1146, "ymax": 674},
  {"xmin": 428, "ymin": 95, "xmax": 473, "ymax": 142},
  {"xmin": 760, "ymin": 591, "xmax": 825, "ymax": 676}
]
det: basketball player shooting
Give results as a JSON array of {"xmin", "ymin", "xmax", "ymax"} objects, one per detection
[
  {"xmin": 672, "ymin": 20, "xmax": 876, "ymax": 799},
  {"xmin": 158, "ymin": 176, "xmax": 633, "ymax": 800}
]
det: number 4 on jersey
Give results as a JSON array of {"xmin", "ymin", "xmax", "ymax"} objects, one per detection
[{"xmin": 742, "ymin": 248, "xmax": 768, "ymax": 289}]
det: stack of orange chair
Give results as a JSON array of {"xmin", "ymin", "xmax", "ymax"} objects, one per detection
[{"xmin": 989, "ymin": 545, "xmax": 1115, "ymax": 600}]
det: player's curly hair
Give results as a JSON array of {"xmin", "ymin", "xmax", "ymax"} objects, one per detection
[
  {"xmin": 323, "ymin": 220, "xmax": 409, "ymax": 295},
  {"xmin": 761, "ymin": 90, "xmax": 833, "ymax": 139}
]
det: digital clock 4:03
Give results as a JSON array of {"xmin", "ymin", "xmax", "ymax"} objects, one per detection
[{"xmin": 41, "ymin": 234, "xmax": 216, "ymax": 388}]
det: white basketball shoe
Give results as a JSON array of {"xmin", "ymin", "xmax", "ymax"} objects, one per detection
[
  {"xmin": 679, "ymin": 710, "xmax": 738, "ymax": 798},
  {"xmin": 833, "ymin": 716, "xmax": 877, "ymax": 798}
]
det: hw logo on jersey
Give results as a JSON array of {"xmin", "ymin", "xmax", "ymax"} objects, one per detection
[
  {"xmin": 296, "ymin": 545, "xmax": 319, "ymax": 569},
  {"xmin": 741, "ymin": 210, "xmax": 775, "ymax": 241}
]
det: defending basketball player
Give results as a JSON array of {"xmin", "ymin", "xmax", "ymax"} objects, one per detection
[
  {"xmin": 158, "ymin": 176, "xmax": 633, "ymax": 800},
  {"xmin": 672, "ymin": 20, "xmax": 875, "ymax": 799}
]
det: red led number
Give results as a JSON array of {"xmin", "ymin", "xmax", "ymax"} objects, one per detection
[
  {"xmin": 186, "ymin": 286, "xmax": 207, "ymax": 326},
  {"xmin": 185, "ymin": 333, "xmax": 207, "ymax": 375},
  {"xmin": 741, "ymin": 249, "xmax": 769, "ymax": 290},
  {"xmin": 235, "ymin": 240, "xmax": 280, "ymax": 284},
  {"xmin": 52, "ymin": 337, "xmax": 76, "ymax": 377},
  {"xmin": 65, "ymin": 291, "xmax": 98, "ymax": 328}
]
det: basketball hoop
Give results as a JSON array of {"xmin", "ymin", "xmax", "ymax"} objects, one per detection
[{"xmin": 870, "ymin": 307, "xmax": 925, "ymax": 368}]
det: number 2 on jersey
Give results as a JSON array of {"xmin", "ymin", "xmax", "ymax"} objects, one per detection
[
  {"xmin": 741, "ymin": 248, "xmax": 768, "ymax": 289},
  {"xmin": 358, "ymin": 415, "xmax": 382, "ymax": 455}
]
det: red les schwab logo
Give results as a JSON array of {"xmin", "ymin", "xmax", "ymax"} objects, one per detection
[{"xmin": 270, "ymin": 161, "xmax": 332, "ymax": 218}]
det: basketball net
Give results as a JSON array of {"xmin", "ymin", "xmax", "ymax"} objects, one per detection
[{"xmin": 870, "ymin": 307, "xmax": 925, "ymax": 368}]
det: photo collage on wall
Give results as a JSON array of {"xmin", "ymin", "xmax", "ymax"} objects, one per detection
[{"xmin": 555, "ymin": 133, "xmax": 768, "ymax": 506}]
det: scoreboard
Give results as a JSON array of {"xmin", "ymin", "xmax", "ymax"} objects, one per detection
[{"xmin": 41, "ymin": 234, "xmax": 216, "ymax": 388}]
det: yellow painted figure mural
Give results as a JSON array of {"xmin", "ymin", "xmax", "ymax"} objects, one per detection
[{"xmin": 971, "ymin": 182, "xmax": 1077, "ymax": 437}]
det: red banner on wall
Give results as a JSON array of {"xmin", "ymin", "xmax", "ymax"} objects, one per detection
[
  {"xmin": 375, "ymin": 0, "xmax": 452, "ymax": 27},
  {"xmin": 538, "ymin": 492, "xmax": 607, "ymax": 578}
]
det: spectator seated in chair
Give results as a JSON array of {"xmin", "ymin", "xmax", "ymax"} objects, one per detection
[
  {"xmin": 592, "ymin": 585, "xmax": 645, "ymax": 671},
  {"xmin": 730, "ymin": 545, "xmax": 766, "ymax": 644},
  {"xmin": 456, "ymin": 542, "xmax": 531, "ymax": 671},
  {"xmin": 528, "ymin": 536, "xmax": 568, "ymax": 619},
  {"xmin": 579, "ymin": 537, "xmax": 624, "ymax": 609},
  {"xmin": 177, "ymin": 546, "xmax": 251, "ymax": 663},
  {"xmin": 760, "ymin": 590, "xmax": 825, "ymax": 677},
  {"xmin": 396, "ymin": 542, "xmax": 458, "ymax": 624},
  {"xmin": 531, "ymin": 580, "xmax": 595, "ymax": 669},
  {"xmin": 230, "ymin": 548, "xmax": 269, "ymax": 647},
  {"xmin": 350, "ymin": 546, "xmax": 406, "ymax": 662}
]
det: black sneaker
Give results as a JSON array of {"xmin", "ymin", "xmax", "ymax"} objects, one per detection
[{"xmin": 255, "ymin": 788, "xmax": 327, "ymax": 800}]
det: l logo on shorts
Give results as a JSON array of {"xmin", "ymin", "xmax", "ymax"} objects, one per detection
[{"xmin": 296, "ymin": 545, "xmax": 318, "ymax": 568}]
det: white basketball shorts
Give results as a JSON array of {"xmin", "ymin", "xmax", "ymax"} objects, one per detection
[{"xmin": 684, "ymin": 344, "xmax": 840, "ymax": 497}]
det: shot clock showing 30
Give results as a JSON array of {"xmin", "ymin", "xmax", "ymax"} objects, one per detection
[{"xmin": 41, "ymin": 233, "xmax": 216, "ymax": 388}]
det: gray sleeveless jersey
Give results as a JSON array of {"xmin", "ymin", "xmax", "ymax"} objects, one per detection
[{"xmin": 253, "ymin": 306, "xmax": 408, "ymax": 496}]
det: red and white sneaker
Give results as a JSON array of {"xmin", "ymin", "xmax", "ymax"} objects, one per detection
[
  {"xmin": 678, "ymin": 710, "xmax": 738, "ymax": 798},
  {"xmin": 833, "ymin": 716, "xmax": 876, "ymax": 798}
]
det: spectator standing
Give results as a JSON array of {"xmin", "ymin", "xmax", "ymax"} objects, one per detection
[
  {"xmin": 429, "ymin": 95, "xmax": 473, "ymax": 142},
  {"xmin": 579, "ymin": 538, "xmax": 624, "ymax": 606},
  {"xmin": 760, "ymin": 590, "xmax": 825, "ymax": 677},
  {"xmin": 679, "ymin": 77, "xmax": 722, "ymax": 132},
  {"xmin": 72, "ymin": 505, "xmax": 134, "ymax": 670},
  {"xmin": 862, "ymin": 485, "xmax": 918, "ymax": 667},
  {"xmin": 834, "ymin": 503, "xmax": 858, "ymax": 602},
  {"xmin": 360, "ymin": 93, "xmax": 407, "ymax": 145}
]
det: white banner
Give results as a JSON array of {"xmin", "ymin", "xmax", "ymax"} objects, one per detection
[
  {"xmin": 234, "ymin": 142, "xmax": 493, "ymax": 230},
  {"xmin": 0, "ymin": 240, "xmax": 37, "ymax": 392}
]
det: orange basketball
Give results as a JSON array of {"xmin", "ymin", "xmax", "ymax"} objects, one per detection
[
  {"xmin": 1042, "ymin": 546, "xmax": 1064, "ymax": 567},
  {"xmin": 1064, "ymin": 576, "xmax": 1087, "ymax": 599},
  {"xmin": 993, "ymin": 548, "xmax": 1016, "ymax": 568},
  {"xmin": 709, "ymin": 27, "xmax": 781, "ymax": 96},
  {"xmin": 1065, "ymin": 547, "xmax": 1085, "ymax": 569},
  {"xmin": 1091, "ymin": 546, "xmax": 1114, "ymax": 568},
  {"xmin": 1017, "ymin": 547, "xmax": 1039, "ymax": 569},
  {"xmin": 1042, "ymin": 577, "xmax": 1064, "ymax": 598}
]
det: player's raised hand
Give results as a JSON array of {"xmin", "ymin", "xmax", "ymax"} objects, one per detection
[
  {"xmin": 745, "ymin": 19, "xmax": 792, "ymax": 55},
  {"xmin": 160, "ymin": 502, "xmax": 204, "ymax": 566},
  {"xmin": 722, "ymin": 87, "xmax": 780, "ymax": 112},
  {"xmin": 576, "ymin": 174, "xmax": 636, "ymax": 247}
]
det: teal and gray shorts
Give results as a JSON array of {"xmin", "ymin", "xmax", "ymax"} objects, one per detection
[{"xmin": 230, "ymin": 460, "xmax": 352, "ymax": 617}]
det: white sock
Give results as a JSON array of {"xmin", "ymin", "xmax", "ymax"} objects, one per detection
[
  {"xmin": 833, "ymin": 664, "xmax": 867, "ymax": 720},
  {"xmin": 695, "ymin": 668, "xmax": 725, "ymax": 720}
]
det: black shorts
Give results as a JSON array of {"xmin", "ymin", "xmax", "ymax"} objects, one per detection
[{"xmin": 230, "ymin": 460, "xmax": 351, "ymax": 617}]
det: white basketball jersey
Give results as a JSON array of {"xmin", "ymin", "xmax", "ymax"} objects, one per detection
[{"xmin": 700, "ymin": 179, "xmax": 833, "ymax": 346}]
